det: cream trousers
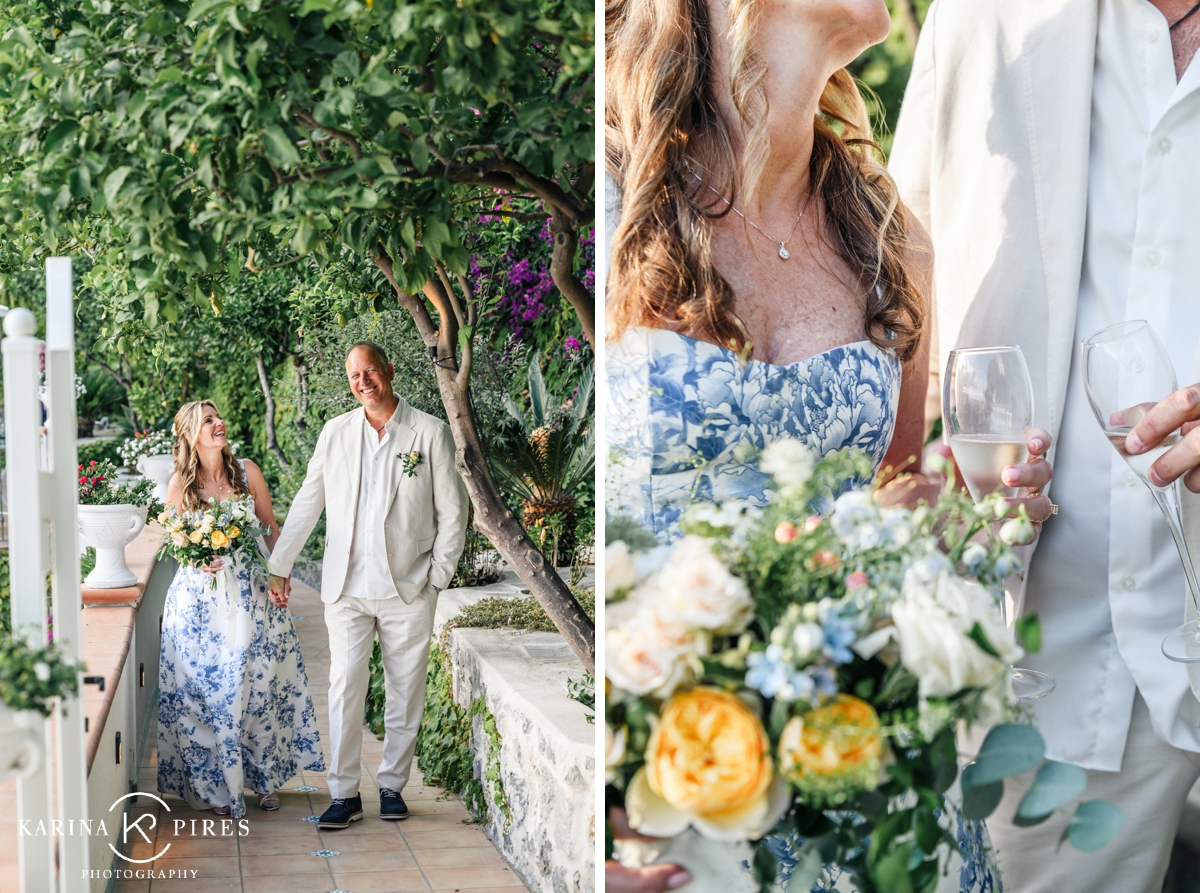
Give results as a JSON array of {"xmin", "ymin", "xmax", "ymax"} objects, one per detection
[
  {"xmin": 986, "ymin": 691, "xmax": 1200, "ymax": 893},
  {"xmin": 323, "ymin": 591, "xmax": 437, "ymax": 798}
]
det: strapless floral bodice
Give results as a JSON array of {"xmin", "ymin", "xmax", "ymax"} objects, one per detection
[{"xmin": 606, "ymin": 327, "xmax": 902, "ymax": 540}]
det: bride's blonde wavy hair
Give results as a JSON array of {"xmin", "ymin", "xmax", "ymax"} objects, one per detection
[
  {"xmin": 172, "ymin": 400, "xmax": 248, "ymax": 510},
  {"xmin": 606, "ymin": 0, "xmax": 924, "ymax": 361}
]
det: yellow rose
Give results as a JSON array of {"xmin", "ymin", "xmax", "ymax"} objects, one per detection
[
  {"xmin": 188, "ymin": 530, "xmax": 203, "ymax": 544},
  {"xmin": 228, "ymin": 526, "xmax": 240, "ymax": 539},
  {"xmin": 626, "ymin": 688, "xmax": 789, "ymax": 842},
  {"xmin": 778, "ymin": 694, "xmax": 883, "ymax": 806},
  {"xmin": 210, "ymin": 530, "xmax": 229, "ymax": 549}
]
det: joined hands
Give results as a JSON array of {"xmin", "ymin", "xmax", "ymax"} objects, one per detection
[{"xmin": 268, "ymin": 574, "xmax": 292, "ymax": 609}]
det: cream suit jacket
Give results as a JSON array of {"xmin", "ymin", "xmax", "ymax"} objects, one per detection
[
  {"xmin": 890, "ymin": 0, "xmax": 1200, "ymax": 761},
  {"xmin": 267, "ymin": 399, "xmax": 469, "ymax": 604}
]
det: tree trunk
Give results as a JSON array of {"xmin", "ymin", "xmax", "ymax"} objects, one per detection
[
  {"xmin": 548, "ymin": 215, "xmax": 595, "ymax": 345},
  {"xmin": 255, "ymin": 355, "xmax": 291, "ymax": 472},
  {"xmin": 294, "ymin": 354, "xmax": 309, "ymax": 432},
  {"xmin": 373, "ymin": 253, "xmax": 595, "ymax": 674}
]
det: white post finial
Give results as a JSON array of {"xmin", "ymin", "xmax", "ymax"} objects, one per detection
[{"xmin": 3, "ymin": 307, "xmax": 36, "ymax": 339}]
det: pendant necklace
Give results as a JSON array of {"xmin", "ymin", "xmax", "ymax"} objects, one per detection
[{"xmin": 686, "ymin": 166, "xmax": 807, "ymax": 260}]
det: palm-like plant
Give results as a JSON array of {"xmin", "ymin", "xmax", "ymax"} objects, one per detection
[{"xmin": 491, "ymin": 360, "xmax": 594, "ymax": 566}]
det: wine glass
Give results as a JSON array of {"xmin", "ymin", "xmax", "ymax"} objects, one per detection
[
  {"xmin": 1081, "ymin": 320, "xmax": 1200, "ymax": 663},
  {"xmin": 944, "ymin": 345, "xmax": 1057, "ymax": 701}
]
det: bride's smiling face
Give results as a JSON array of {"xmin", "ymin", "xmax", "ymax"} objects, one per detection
[{"xmin": 196, "ymin": 408, "xmax": 229, "ymax": 451}]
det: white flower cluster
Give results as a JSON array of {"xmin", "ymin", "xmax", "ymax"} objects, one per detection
[
  {"xmin": 760, "ymin": 439, "xmax": 816, "ymax": 496},
  {"xmin": 605, "ymin": 536, "xmax": 754, "ymax": 698},
  {"xmin": 119, "ymin": 429, "xmax": 175, "ymax": 466},
  {"xmin": 889, "ymin": 554, "xmax": 1022, "ymax": 725},
  {"xmin": 830, "ymin": 490, "xmax": 918, "ymax": 553}
]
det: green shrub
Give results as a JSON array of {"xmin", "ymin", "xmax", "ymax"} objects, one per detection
[{"xmin": 77, "ymin": 438, "xmax": 123, "ymax": 467}]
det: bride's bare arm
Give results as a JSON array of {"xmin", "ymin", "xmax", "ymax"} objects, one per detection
[
  {"xmin": 877, "ymin": 213, "xmax": 940, "ymax": 507},
  {"xmin": 243, "ymin": 460, "xmax": 281, "ymax": 553}
]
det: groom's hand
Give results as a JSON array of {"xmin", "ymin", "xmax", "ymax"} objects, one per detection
[{"xmin": 1126, "ymin": 385, "xmax": 1200, "ymax": 491}]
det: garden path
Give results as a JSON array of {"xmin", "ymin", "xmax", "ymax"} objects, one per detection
[{"xmin": 114, "ymin": 579, "xmax": 527, "ymax": 893}]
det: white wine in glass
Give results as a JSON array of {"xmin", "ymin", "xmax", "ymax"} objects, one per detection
[
  {"xmin": 944, "ymin": 345, "xmax": 1056, "ymax": 701},
  {"xmin": 1082, "ymin": 320, "xmax": 1200, "ymax": 663}
]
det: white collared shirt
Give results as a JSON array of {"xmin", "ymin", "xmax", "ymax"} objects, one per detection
[
  {"xmin": 341, "ymin": 403, "xmax": 401, "ymax": 600},
  {"xmin": 1023, "ymin": 0, "xmax": 1200, "ymax": 768}
]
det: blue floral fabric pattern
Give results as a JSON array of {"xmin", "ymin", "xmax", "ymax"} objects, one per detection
[
  {"xmin": 157, "ymin": 497, "xmax": 324, "ymax": 818},
  {"xmin": 606, "ymin": 327, "xmax": 902, "ymax": 541},
  {"xmin": 606, "ymin": 327, "xmax": 998, "ymax": 893}
]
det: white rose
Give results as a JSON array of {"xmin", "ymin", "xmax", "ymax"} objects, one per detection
[
  {"xmin": 656, "ymin": 536, "xmax": 753, "ymax": 634},
  {"xmin": 605, "ymin": 626, "xmax": 693, "ymax": 698},
  {"xmin": 760, "ymin": 439, "xmax": 816, "ymax": 494},
  {"xmin": 33, "ymin": 662, "xmax": 50, "ymax": 682},
  {"xmin": 891, "ymin": 569, "xmax": 1021, "ymax": 703},
  {"xmin": 605, "ymin": 724, "xmax": 627, "ymax": 783},
  {"xmin": 605, "ymin": 541, "xmax": 638, "ymax": 596},
  {"xmin": 172, "ymin": 533, "xmax": 187, "ymax": 548}
]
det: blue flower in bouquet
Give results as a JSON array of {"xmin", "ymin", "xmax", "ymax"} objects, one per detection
[
  {"xmin": 993, "ymin": 551, "xmax": 1021, "ymax": 579},
  {"xmin": 746, "ymin": 645, "xmax": 816, "ymax": 702},
  {"xmin": 819, "ymin": 610, "xmax": 859, "ymax": 665}
]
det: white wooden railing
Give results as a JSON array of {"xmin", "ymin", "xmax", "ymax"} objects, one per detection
[{"xmin": 2, "ymin": 259, "xmax": 91, "ymax": 891}]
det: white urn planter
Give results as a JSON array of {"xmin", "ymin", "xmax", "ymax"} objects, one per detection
[
  {"xmin": 77, "ymin": 504, "xmax": 146, "ymax": 589},
  {"xmin": 137, "ymin": 453, "xmax": 175, "ymax": 503}
]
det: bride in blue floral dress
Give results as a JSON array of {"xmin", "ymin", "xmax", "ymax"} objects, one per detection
[
  {"xmin": 157, "ymin": 400, "xmax": 324, "ymax": 818},
  {"xmin": 604, "ymin": 2, "xmax": 1051, "ymax": 891}
]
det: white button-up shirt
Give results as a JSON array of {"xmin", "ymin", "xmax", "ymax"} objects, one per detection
[
  {"xmin": 341, "ymin": 403, "xmax": 401, "ymax": 600},
  {"xmin": 1023, "ymin": 0, "xmax": 1200, "ymax": 769}
]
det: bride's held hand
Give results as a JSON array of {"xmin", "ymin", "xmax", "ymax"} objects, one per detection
[
  {"xmin": 605, "ymin": 807, "xmax": 689, "ymax": 892},
  {"xmin": 197, "ymin": 558, "xmax": 224, "ymax": 576},
  {"xmin": 1000, "ymin": 428, "xmax": 1055, "ymax": 542}
]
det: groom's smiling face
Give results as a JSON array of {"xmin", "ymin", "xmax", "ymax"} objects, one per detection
[{"xmin": 346, "ymin": 346, "xmax": 396, "ymax": 411}]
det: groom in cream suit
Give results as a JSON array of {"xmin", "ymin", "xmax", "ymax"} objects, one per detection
[
  {"xmin": 267, "ymin": 341, "xmax": 467, "ymax": 827},
  {"xmin": 891, "ymin": 1, "xmax": 1200, "ymax": 889}
]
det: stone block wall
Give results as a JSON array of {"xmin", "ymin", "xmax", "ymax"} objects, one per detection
[{"xmin": 448, "ymin": 626, "xmax": 595, "ymax": 893}]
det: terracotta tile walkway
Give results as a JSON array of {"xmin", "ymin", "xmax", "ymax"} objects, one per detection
[{"xmin": 113, "ymin": 580, "xmax": 527, "ymax": 893}]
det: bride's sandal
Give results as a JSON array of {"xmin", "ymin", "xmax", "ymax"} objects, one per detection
[
  {"xmin": 259, "ymin": 793, "xmax": 281, "ymax": 811},
  {"xmin": 212, "ymin": 805, "xmax": 232, "ymax": 815}
]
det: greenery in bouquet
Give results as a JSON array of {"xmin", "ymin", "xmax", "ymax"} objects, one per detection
[
  {"xmin": 0, "ymin": 636, "xmax": 82, "ymax": 717},
  {"xmin": 77, "ymin": 459, "xmax": 155, "ymax": 509},
  {"xmin": 117, "ymin": 429, "xmax": 175, "ymax": 469},
  {"xmin": 156, "ymin": 498, "xmax": 271, "ymax": 585},
  {"xmin": 604, "ymin": 447, "xmax": 1121, "ymax": 893}
]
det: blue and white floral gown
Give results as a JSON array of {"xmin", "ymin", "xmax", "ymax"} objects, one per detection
[
  {"xmin": 606, "ymin": 327, "xmax": 997, "ymax": 893},
  {"xmin": 157, "ymin": 494, "xmax": 325, "ymax": 818}
]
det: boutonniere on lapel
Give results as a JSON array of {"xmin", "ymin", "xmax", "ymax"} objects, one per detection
[{"xmin": 399, "ymin": 450, "xmax": 423, "ymax": 477}]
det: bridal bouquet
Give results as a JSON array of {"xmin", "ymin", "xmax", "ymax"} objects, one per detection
[
  {"xmin": 605, "ymin": 447, "xmax": 1121, "ymax": 893},
  {"xmin": 156, "ymin": 497, "xmax": 270, "ymax": 587}
]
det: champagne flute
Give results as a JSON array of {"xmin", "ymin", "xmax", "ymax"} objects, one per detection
[
  {"xmin": 944, "ymin": 346, "xmax": 1057, "ymax": 701},
  {"xmin": 1081, "ymin": 320, "xmax": 1200, "ymax": 663}
]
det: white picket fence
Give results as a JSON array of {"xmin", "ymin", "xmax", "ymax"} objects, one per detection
[{"xmin": 2, "ymin": 259, "xmax": 91, "ymax": 891}]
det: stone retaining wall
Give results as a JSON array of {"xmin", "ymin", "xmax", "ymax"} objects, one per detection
[{"xmin": 435, "ymin": 571, "xmax": 595, "ymax": 893}]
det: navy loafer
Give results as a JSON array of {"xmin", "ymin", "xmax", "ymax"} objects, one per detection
[{"xmin": 379, "ymin": 788, "xmax": 408, "ymax": 820}]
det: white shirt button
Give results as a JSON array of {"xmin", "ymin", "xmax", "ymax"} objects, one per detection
[
  {"xmin": 1124, "ymin": 471, "xmax": 1138, "ymax": 486},
  {"xmin": 1146, "ymin": 249, "xmax": 1161, "ymax": 266},
  {"xmin": 1132, "ymin": 358, "xmax": 1145, "ymax": 373},
  {"xmin": 1146, "ymin": 27, "xmax": 1158, "ymax": 41},
  {"xmin": 1160, "ymin": 137, "xmax": 1173, "ymax": 153},
  {"xmin": 1121, "ymin": 575, "xmax": 1137, "ymax": 591}
]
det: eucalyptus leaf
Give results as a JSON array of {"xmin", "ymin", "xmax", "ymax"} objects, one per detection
[
  {"xmin": 1066, "ymin": 800, "xmax": 1123, "ymax": 852},
  {"xmin": 966, "ymin": 724, "xmax": 1045, "ymax": 787},
  {"xmin": 960, "ymin": 774, "xmax": 1003, "ymax": 821},
  {"xmin": 1017, "ymin": 761, "xmax": 1086, "ymax": 820}
]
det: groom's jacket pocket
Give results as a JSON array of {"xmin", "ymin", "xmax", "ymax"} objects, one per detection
[{"xmin": 417, "ymin": 533, "xmax": 435, "ymax": 552}]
